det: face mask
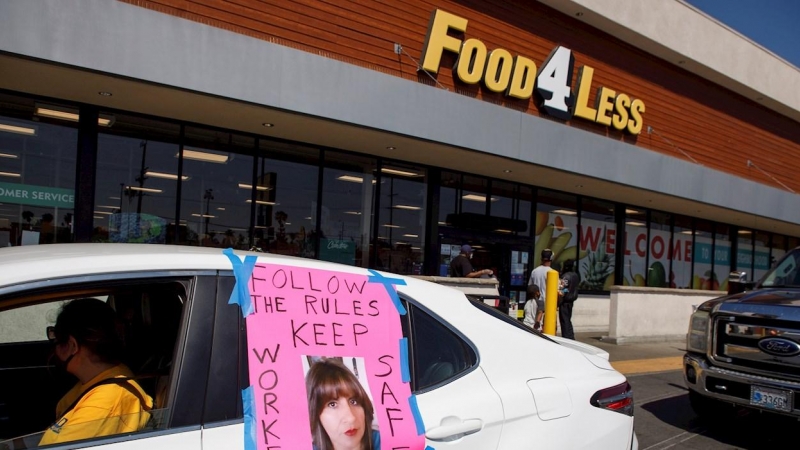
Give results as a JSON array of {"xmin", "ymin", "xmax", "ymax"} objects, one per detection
[{"xmin": 48, "ymin": 342, "xmax": 77, "ymax": 380}]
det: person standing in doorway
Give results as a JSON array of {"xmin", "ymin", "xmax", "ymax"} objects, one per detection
[
  {"xmin": 527, "ymin": 249, "xmax": 554, "ymax": 331},
  {"xmin": 558, "ymin": 259, "xmax": 580, "ymax": 340},
  {"xmin": 449, "ymin": 245, "xmax": 492, "ymax": 278}
]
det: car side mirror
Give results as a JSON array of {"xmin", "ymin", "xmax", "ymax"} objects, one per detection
[{"xmin": 727, "ymin": 271, "xmax": 755, "ymax": 295}]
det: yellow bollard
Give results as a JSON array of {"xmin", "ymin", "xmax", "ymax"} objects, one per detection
[{"xmin": 543, "ymin": 269, "xmax": 559, "ymax": 335}]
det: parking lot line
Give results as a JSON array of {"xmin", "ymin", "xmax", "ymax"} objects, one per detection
[{"xmin": 611, "ymin": 356, "xmax": 683, "ymax": 375}]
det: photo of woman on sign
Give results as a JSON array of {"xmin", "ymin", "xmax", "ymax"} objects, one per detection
[{"xmin": 305, "ymin": 357, "xmax": 380, "ymax": 450}]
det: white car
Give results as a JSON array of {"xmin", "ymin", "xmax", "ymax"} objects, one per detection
[{"xmin": 0, "ymin": 244, "xmax": 637, "ymax": 449}]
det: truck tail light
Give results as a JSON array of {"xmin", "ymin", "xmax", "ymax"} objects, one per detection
[{"xmin": 591, "ymin": 381, "xmax": 634, "ymax": 416}]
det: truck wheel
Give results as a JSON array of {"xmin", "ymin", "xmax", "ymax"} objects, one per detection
[{"xmin": 688, "ymin": 391, "xmax": 735, "ymax": 424}]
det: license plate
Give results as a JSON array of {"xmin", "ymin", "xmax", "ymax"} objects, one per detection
[{"xmin": 750, "ymin": 385, "xmax": 792, "ymax": 412}]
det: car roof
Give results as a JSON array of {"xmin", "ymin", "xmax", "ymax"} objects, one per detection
[{"xmin": 0, "ymin": 243, "xmax": 369, "ymax": 287}]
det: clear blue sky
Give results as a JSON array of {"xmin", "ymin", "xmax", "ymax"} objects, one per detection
[{"xmin": 685, "ymin": 0, "xmax": 800, "ymax": 68}]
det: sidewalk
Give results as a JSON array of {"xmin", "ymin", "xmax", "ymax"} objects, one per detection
[{"xmin": 574, "ymin": 332, "xmax": 686, "ymax": 376}]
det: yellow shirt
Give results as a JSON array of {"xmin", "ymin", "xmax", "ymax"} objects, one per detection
[{"xmin": 39, "ymin": 364, "xmax": 153, "ymax": 446}]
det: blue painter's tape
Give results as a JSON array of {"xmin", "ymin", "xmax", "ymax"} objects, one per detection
[
  {"xmin": 367, "ymin": 269, "xmax": 407, "ymax": 315},
  {"xmin": 425, "ymin": 447, "xmax": 436, "ymax": 450},
  {"xmin": 408, "ymin": 394, "xmax": 425, "ymax": 435},
  {"xmin": 223, "ymin": 248, "xmax": 258, "ymax": 317},
  {"xmin": 399, "ymin": 337, "xmax": 410, "ymax": 383},
  {"xmin": 242, "ymin": 386, "xmax": 257, "ymax": 450}
]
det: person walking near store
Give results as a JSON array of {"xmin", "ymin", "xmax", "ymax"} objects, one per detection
[
  {"xmin": 450, "ymin": 245, "xmax": 492, "ymax": 278},
  {"xmin": 558, "ymin": 259, "xmax": 580, "ymax": 340},
  {"xmin": 527, "ymin": 249, "xmax": 555, "ymax": 331}
]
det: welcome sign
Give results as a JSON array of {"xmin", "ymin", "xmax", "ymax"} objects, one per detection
[{"xmin": 224, "ymin": 249, "xmax": 426, "ymax": 450}]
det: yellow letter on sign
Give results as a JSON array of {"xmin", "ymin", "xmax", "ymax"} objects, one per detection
[
  {"xmin": 421, "ymin": 10, "xmax": 468, "ymax": 74},
  {"xmin": 507, "ymin": 55, "xmax": 537, "ymax": 99},
  {"xmin": 572, "ymin": 66, "xmax": 597, "ymax": 121}
]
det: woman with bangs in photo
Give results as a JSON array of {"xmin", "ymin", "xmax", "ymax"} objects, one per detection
[{"xmin": 306, "ymin": 358, "xmax": 380, "ymax": 450}]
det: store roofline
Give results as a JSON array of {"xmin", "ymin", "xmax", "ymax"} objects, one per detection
[
  {"xmin": 538, "ymin": 0, "xmax": 800, "ymax": 123},
  {"xmin": 0, "ymin": 0, "xmax": 798, "ymax": 236}
]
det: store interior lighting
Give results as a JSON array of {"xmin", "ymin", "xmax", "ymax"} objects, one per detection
[
  {"xmin": 191, "ymin": 213, "xmax": 216, "ymax": 218},
  {"xmin": 462, "ymin": 194, "xmax": 497, "ymax": 202},
  {"xmin": 381, "ymin": 167, "xmax": 420, "ymax": 177},
  {"xmin": 0, "ymin": 153, "xmax": 18, "ymax": 159},
  {"xmin": 383, "ymin": 224, "xmax": 401, "ymax": 228},
  {"xmin": 0, "ymin": 122, "xmax": 36, "ymax": 136},
  {"xmin": 552, "ymin": 209, "xmax": 577, "ymax": 215},
  {"xmin": 35, "ymin": 104, "xmax": 114, "ymax": 126},
  {"xmin": 145, "ymin": 170, "xmax": 189, "ymax": 181},
  {"xmin": 403, "ymin": 234, "xmax": 418, "ymax": 238},
  {"xmin": 0, "ymin": 172, "xmax": 21, "ymax": 178},
  {"xmin": 626, "ymin": 221, "xmax": 646, "ymax": 227},
  {"xmin": 393, "ymin": 205, "xmax": 421, "ymax": 210},
  {"xmin": 337, "ymin": 175, "xmax": 376, "ymax": 184},
  {"xmin": 180, "ymin": 148, "xmax": 229, "ymax": 164},
  {"xmin": 238, "ymin": 183, "xmax": 270, "ymax": 191},
  {"xmin": 125, "ymin": 186, "xmax": 163, "ymax": 193},
  {"xmin": 246, "ymin": 199, "xmax": 276, "ymax": 205}
]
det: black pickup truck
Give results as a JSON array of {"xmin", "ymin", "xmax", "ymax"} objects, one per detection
[{"xmin": 684, "ymin": 247, "xmax": 800, "ymax": 419}]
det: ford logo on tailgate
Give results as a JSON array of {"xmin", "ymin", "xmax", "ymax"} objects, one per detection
[{"xmin": 758, "ymin": 337, "xmax": 800, "ymax": 357}]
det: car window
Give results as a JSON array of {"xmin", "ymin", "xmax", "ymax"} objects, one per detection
[
  {"xmin": 0, "ymin": 300, "xmax": 70, "ymax": 344},
  {"xmin": 408, "ymin": 303, "xmax": 476, "ymax": 391},
  {"xmin": 0, "ymin": 279, "xmax": 189, "ymax": 448},
  {"xmin": 761, "ymin": 250, "xmax": 800, "ymax": 287}
]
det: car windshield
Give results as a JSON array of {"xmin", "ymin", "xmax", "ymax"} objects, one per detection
[{"xmin": 759, "ymin": 248, "xmax": 800, "ymax": 288}]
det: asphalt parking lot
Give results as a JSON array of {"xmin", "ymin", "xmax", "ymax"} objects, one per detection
[
  {"xmin": 630, "ymin": 370, "xmax": 799, "ymax": 450},
  {"xmin": 574, "ymin": 333, "xmax": 799, "ymax": 450}
]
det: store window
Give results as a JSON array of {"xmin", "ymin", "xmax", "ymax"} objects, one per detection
[
  {"xmin": 753, "ymin": 231, "xmax": 770, "ymax": 282},
  {"xmin": 672, "ymin": 215, "xmax": 693, "ymax": 289},
  {"xmin": 579, "ymin": 199, "xmax": 616, "ymax": 291},
  {"xmin": 772, "ymin": 234, "xmax": 788, "ymax": 268},
  {"xmin": 254, "ymin": 140, "xmax": 319, "ymax": 258},
  {"xmin": 94, "ymin": 114, "xmax": 180, "ymax": 244},
  {"xmin": 320, "ymin": 152, "xmax": 377, "ymax": 267},
  {"xmin": 518, "ymin": 186, "xmax": 533, "ymax": 238},
  {"xmin": 788, "ymin": 236, "xmax": 800, "ymax": 252},
  {"xmin": 623, "ymin": 208, "xmax": 647, "ymax": 286},
  {"xmin": 647, "ymin": 211, "xmax": 671, "ymax": 288},
  {"xmin": 0, "ymin": 94, "xmax": 77, "ymax": 247},
  {"xmin": 535, "ymin": 190, "xmax": 577, "ymax": 270},
  {"xmin": 460, "ymin": 175, "xmax": 489, "ymax": 216},
  {"xmin": 736, "ymin": 228, "xmax": 754, "ymax": 280},
  {"xmin": 376, "ymin": 162, "xmax": 427, "ymax": 275},
  {"xmin": 489, "ymin": 181, "xmax": 513, "ymax": 221},
  {"xmin": 693, "ymin": 220, "xmax": 714, "ymax": 289},
  {"xmin": 714, "ymin": 225, "xmax": 731, "ymax": 291},
  {"xmin": 438, "ymin": 171, "xmax": 459, "ymax": 227},
  {"xmin": 178, "ymin": 127, "xmax": 254, "ymax": 248}
]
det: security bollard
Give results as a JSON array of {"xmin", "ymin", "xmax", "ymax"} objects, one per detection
[{"xmin": 543, "ymin": 269, "xmax": 559, "ymax": 335}]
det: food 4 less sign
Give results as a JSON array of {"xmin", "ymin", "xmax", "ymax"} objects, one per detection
[{"xmin": 420, "ymin": 9, "xmax": 646, "ymax": 134}]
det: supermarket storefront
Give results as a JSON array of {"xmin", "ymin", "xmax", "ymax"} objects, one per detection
[{"xmin": 1, "ymin": 1, "xmax": 799, "ymax": 302}]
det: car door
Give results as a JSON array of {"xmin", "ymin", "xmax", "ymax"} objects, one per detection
[
  {"xmin": 0, "ymin": 273, "xmax": 218, "ymax": 450},
  {"xmin": 406, "ymin": 302, "xmax": 505, "ymax": 449}
]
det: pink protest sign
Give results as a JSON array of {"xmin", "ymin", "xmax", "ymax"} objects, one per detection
[{"xmin": 244, "ymin": 263, "xmax": 426, "ymax": 450}]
